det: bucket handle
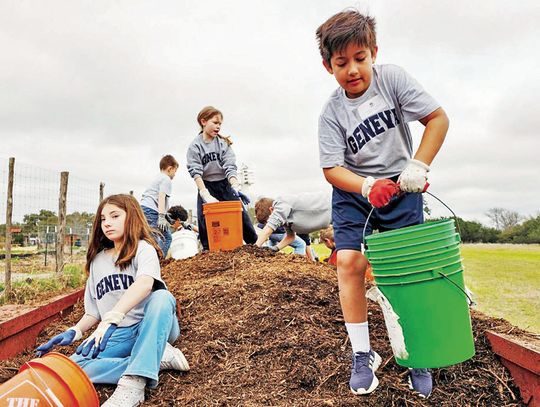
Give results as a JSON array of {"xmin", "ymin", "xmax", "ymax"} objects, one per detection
[
  {"xmin": 425, "ymin": 191, "xmax": 462, "ymax": 237},
  {"xmin": 361, "ymin": 191, "xmax": 462, "ymax": 253},
  {"xmin": 437, "ymin": 271, "xmax": 474, "ymax": 304},
  {"xmin": 25, "ymin": 361, "xmax": 65, "ymax": 407}
]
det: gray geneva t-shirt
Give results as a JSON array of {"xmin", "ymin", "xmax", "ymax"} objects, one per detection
[
  {"xmin": 266, "ymin": 191, "xmax": 332, "ymax": 235},
  {"xmin": 318, "ymin": 64, "xmax": 440, "ymax": 178},
  {"xmin": 186, "ymin": 133, "xmax": 238, "ymax": 182},
  {"xmin": 84, "ymin": 240, "xmax": 166, "ymax": 327},
  {"xmin": 140, "ymin": 173, "xmax": 172, "ymax": 212}
]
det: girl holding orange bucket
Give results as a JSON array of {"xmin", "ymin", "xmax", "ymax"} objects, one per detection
[
  {"xmin": 36, "ymin": 194, "xmax": 190, "ymax": 407},
  {"xmin": 186, "ymin": 106, "xmax": 258, "ymax": 250}
]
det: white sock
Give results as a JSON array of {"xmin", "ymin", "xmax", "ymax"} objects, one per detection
[{"xmin": 346, "ymin": 322, "xmax": 370, "ymax": 353}]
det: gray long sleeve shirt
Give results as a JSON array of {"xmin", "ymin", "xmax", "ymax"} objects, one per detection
[
  {"xmin": 186, "ymin": 133, "xmax": 237, "ymax": 181},
  {"xmin": 266, "ymin": 191, "xmax": 332, "ymax": 235}
]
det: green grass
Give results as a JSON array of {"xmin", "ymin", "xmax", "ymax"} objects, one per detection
[
  {"xmin": 0, "ymin": 264, "xmax": 86, "ymax": 305},
  {"xmin": 286, "ymin": 242, "xmax": 540, "ymax": 333},
  {"xmin": 461, "ymin": 244, "xmax": 540, "ymax": 333}
]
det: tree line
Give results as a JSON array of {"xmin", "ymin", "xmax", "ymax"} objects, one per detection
[
  {"xmin": 432, "ymin": 208, "xmax": 540, "ymax": 244},
  {"xmin": 2, "ymin": 207, "xmax": 540, "ymax": 245}
]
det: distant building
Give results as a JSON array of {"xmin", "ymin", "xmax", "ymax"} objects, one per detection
[{"xmin": 238, "ymin": 163, "xmax": 255, "ymax": 205}]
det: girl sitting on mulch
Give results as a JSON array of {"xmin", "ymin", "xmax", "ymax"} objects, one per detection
[{"xmin": 35, "ymin": 194, "xmax": 189, "ymax": 407}]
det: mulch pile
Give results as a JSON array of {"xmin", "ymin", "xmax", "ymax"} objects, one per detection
[{"xmin": 1, "ymin": 245, "xmax": 534, "ymax": 406}]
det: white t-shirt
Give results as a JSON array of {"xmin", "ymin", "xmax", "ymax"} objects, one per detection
[
  {"xmin": 140, "ymin": 173, "xmax": 172, "ymax": 212},
  {"xmin": 84, "ymin": 240, "xmax": 166, "ymax": 327}
]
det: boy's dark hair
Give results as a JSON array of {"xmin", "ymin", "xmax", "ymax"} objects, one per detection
[
  {"xmin": 254, "ymin": 197, "xmax": 274, "ymax": 224},
  {"xmin": 159, "ymin": 155, "xmax": 179, "ymax": 170},
  {"xmin": 168, "ymin": 205, "xmax": 188, "ymax": 222},
  {"xmin": 316, "ymin": 10, "xmax": 377, "ymax": 66}
]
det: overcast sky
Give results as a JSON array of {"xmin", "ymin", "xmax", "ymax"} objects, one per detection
[{"xmin": 1, "ymin": 0, "xmax": 539, "ymax": 225}]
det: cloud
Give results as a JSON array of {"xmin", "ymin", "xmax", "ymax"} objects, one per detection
[{"xmin": 1, "ymin": 0, "xmax": 538, "ymax": 224}]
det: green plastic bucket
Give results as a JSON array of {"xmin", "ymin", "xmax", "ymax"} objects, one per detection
[
  {"xmin": 367, "ymin": 219, "xmax": 456, "ymax": 245},
  {"xmin": 372, "ymin": 257, "xmax": 463, "ymax": 284},
  {"xmin": 365, "ymin": 219, "xmax": 475, "ymax": 368},
  {"xmin": 367, "ymin": 241, "xmax": 461, "ymax": 264},
  {"xmin": 366, "ymin": 233, "xmax": 461, "ymax": 258}
]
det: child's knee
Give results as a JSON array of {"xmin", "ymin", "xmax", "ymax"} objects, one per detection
[
  {"xmin": 145, "ymin": 289, "xmax": 176, "ymax": 312},
  {"xmin": 337, "ymin": 252, "xmax": 368, "ymax": 278}
]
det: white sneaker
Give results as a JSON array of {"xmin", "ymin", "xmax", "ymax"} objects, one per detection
[
  {"xmin": 160, "ymin": 342, "xmax": 190, "ymax": 371},
  {"xmin": 102, "ymin": 375, "xmax": 146, "ymax": 407}
]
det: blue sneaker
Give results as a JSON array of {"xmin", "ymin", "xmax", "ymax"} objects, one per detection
[
  {"xmin": 408, "ymin": 368, "xmax": 433, "ymax": 398},
  {"xmin": 349, "ymin": 349, "xmax": 382, "ymax": 395}
]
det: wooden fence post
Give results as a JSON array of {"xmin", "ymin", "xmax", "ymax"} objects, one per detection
[
  {"xmin": 3, "ymin": 157, "xmax": 15, "ymax": 297},
  {"xmin": 99, "ymin": 182, "xmax": 105, "ymax": 203},
  {"xmin": 56, "ymin": 171, "xmax": 68, "ymax": 274}
]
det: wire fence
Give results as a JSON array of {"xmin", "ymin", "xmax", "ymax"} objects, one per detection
[{"xmin": 0, "ymin": 156, "xmax": 135, "ymax": 295}]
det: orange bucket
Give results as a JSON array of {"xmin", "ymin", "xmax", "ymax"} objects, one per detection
[
  {"xmin": 203, "ymin": 201, "xmax": 243, "ymax": 251},
  {"xmin": 0, "ymin": 352, "xmax": 99, "ymax": 407}
]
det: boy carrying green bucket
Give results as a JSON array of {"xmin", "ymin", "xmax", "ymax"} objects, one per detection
[{"xmin": 316, "ymin": 9, "xmax": 449, "ymax": 398}]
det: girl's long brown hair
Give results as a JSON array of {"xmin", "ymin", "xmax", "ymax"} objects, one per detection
[{"xmin": 85, "ymin": 194, "xmax": 162, "ymax": 274}]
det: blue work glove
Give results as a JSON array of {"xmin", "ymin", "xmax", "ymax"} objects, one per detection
[
  {"xmin": 36, "ymin": 327, "xmax": 82, "ymax": 357},
  {"xmin": 237, "ymin": 191, "xmax": 251, "ymax": 205},
  {"xmin": 76, "ymin": 311, "xmax": 124, "ymax": 359}
]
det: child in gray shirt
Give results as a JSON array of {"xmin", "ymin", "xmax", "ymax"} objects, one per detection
[
  {"xmin": 254, "ymin": 191, "xmax": 332, "ymax": 251},
  {"xmin": 186, "ymin": 106, "xmax": 257, "ymax": 250}
]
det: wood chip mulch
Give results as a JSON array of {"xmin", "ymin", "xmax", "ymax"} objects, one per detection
[{"xmin": 1, "ymin": 245, "xmax": 534, "ymax": 406}]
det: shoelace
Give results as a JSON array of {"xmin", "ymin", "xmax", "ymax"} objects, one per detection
[
  {"xmin": 352, "ymin": 352, "xmax": 372, "ymax": 373},
  {"xmin": 411, "ymin": 368, "xmax": 431, "ymax": 377}
]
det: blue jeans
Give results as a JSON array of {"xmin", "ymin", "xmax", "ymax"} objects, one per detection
[
  {"xmin": 268, "ymin": 233, "xmax": 306, "ymax": 255},
  {"xmin": 142, "ymin": 206, "xmax": 172, "ymax": 257},
  {"xmin": 70, "ymin": 290, "xmax": 180, "ymax": 388}
]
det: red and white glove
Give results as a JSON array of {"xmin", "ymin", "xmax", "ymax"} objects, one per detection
[
  {"xmin": 362, "ymin": 176, "xmax": 400, "ymax": 208},
  {"xmin": 398, "ymin": 159, "xmax": 430, "ymax": 193}
]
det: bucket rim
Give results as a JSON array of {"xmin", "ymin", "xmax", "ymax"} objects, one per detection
[
  {"xmin": 203, "ymin": 200, "xmax": 243, "ymax": 215},
  {"xmin": 373, "ymin": 258, "xmax": 462, "ymax": 277},
  {"xmin": 367, "ymin": 242, "xmax": 460, "ymax": 262},
  {"xmin": 366, "ymin": 233, "xmax": 460, "ymax": 256},
  {"xmin": 366, "ymin": 219, "xmax": 454, "ymax": 242},
  {"xmin": 371, "ymin": 254, "xmax": 463, "ymax": 272},
  {"xmin": 366, "ymin": 228, "xmax": 456, "ymax": 247},
  {"xmin": 22, "ymin": 352, "xmax": 99, "ymax": 406}
]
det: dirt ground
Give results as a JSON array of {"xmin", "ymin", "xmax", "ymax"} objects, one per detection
[{"xmin": 1, "ymin": 246, "xmax": 534, "ymax": 406}]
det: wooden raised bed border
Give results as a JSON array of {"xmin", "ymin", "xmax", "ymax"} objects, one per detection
[
  {"xmin": 486, "ymin": 330, "xmax": 540, "ymax": 407},
  {"xmin": 0, "ymin": 289, "xmax": 84, "ymax": 360}
]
